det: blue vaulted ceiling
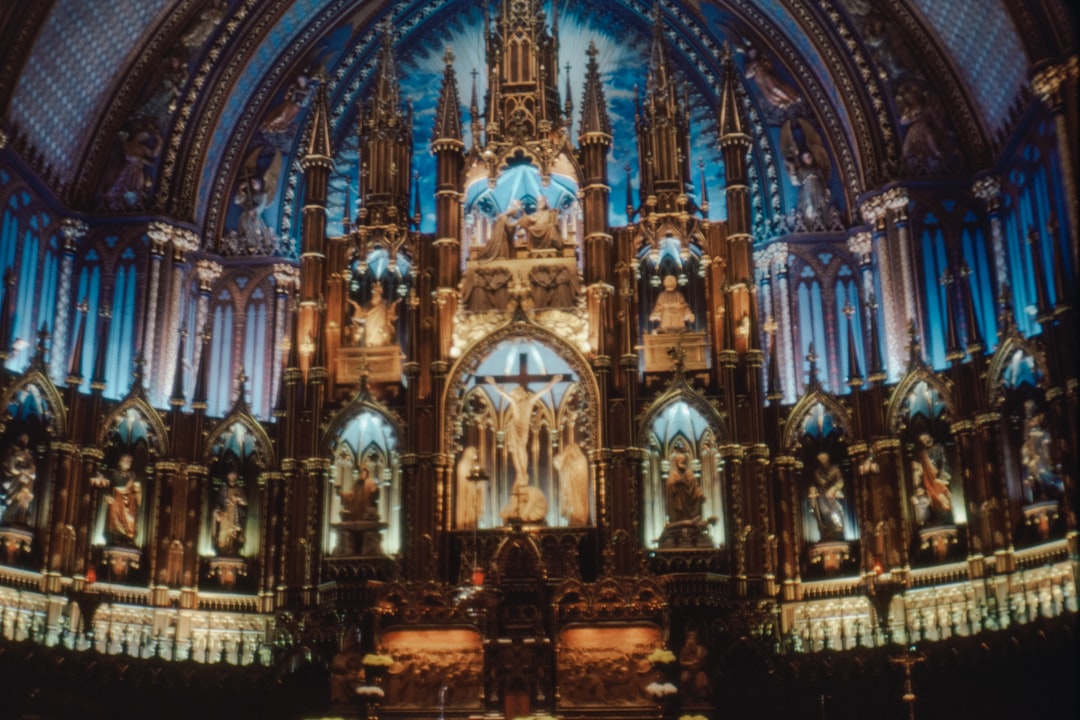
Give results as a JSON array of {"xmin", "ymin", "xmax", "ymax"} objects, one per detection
[{"xmin": 2, "ymin": 0, "xmax": 1035, "ymax": 251}]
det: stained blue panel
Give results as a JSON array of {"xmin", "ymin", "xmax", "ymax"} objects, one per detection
[{"xmin": 8, "ymin": 0, "xmax": 174, "ymax": 184}]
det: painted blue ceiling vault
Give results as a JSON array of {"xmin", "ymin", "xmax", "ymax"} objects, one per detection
[{"xmin": 0, "ymin": 0, "xmax": 1035, "ymax": 256}]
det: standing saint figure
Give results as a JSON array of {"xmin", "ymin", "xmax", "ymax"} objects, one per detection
[
  {"xmin": 0, "ymin": 433, "xmax": 36, "ymax": 526},
  {"xmin": 348, "ymin": 282, "xmax": 400, "ymax": 347},
  {"xmin": 456, "ymin": 446, "xmax": 486, "ymax": 529},
  {"xmin": 213, "ymin": 471, "xmax": 248, "ymax": 556},
  {"xmin": 343, "ymin": 456, "xmax": 380, "ymax": 522},
  {"xmin": 553, "ymin": 441, "xmax": 590, "ymax": 526},
  {"xmin": 474, "ymin": 203, "xmax": 520, "ymax": 262},
  {"xmin": 911, "ymin": 432, "xmax": 952, "ymax": 526},
  {"xmin": 649, "ymin": 275, "xmax": 695, "ymax": 333},
  {"xmin": 807, "ymin": 452, "xmax": 845, "ymax": 541},
  {"xmin": 104, "ymin": 454, "xmax": 143, "ymax": 546},
  {"xmin": 664, "ymin": 441, "xmax": 704, "ymax": 524}
]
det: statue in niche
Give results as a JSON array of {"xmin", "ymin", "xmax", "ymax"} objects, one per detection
[
  {"xmin": 474, "ymin": 204, "xmax": 518, "ymax": 262},
  {"xmin": 554, "ymin": 441, "xmax": 589, "ymax": 526},
  {"xmin": 1021, "ymin": 400, "xmax": 1063, "ymax": 502},
  {"xmin": 896, "ymin": 82, "xmax": 948, "ymax": 176},
  {"xmin": 780, "ymin": 118, "xmax": 831, "ymax": 229},
  {"xmin": 911, "ymin": 432, "xmax": 952, "ymax": 526},
  {"xmin": 649, "ymin": 275, "xmax": 695, "ymax": 333},
  {"xmin": 664, "ymin": 441, "xmax": 704, "ymax": 524},
  {"xmin": 259, "ymin": 72, "xmax": 314, "ymax": 142},
  {"xmin": 212, "ymin": 470, "xmax": 248, "ymax": 556},
  {"xmin": 456, "ymin": 446, "xmax": 486, "ymax": 529},
  {"xmin": 104, "ymin": 125, "xmax": 161, "ymax": 211},
  {"xmin": 137, "ymin": 49, "xmax": 188, "ymax": 127},
  {"xmin": 229, "ymin": 149, "xmax": 281, "ymax": 255},
  {"xmin": 180, "ymin": 0, "xmax": 227, "ymax": 50},
  {"xmin": 678, "ymin": 630, "xmax": 709, "ymax": 700},
  {"xmin": 347, "ymin": 282, "xmax": 400, "ymax": 347},
  {"xmin": 342, "ymin": 455, "xmax": 379, "ymax": 522},
  {"xmin": 807, "ymin": 452, "xmax": 846, "ymax": 542},
  {"xmin": 100, "ymin": 454, "xmax": 143, "ymax": 546},
  {"xmin": 518, "ymin": 196, "xmax": 562, "ymax": 251},
  {"xmin": 739, "ymin": 40, "xmax": 801, "ymax": 113},
  {"xmin": 0, "ymin": 433, "xmax": 36, "ymax": 526}
]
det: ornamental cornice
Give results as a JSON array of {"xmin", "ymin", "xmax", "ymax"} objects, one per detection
[
  {"xmin": 272, "ymin": 263, "xmax": 300, "ymax": 289},
  {"xmin": 196, "ymin": 258, "xmax": 224, "ymax": 288},
  {"xmin": 846, "ymin": 230, "xmax": 872, "ymax": 257},
  {"xmin": 859, "ymin": 194, "xmax": 885, "ymax": 224},
  {"xmin": 882, "ymin": 187, "xmax": 909, "ymax": 212},
  {"xmin": 971, "ymin": 175, "xmax": 1002, "ymax": 204},
  {"xmin": 1031, "ymin": 55, "xmax": 1078, "ymax": 108}
]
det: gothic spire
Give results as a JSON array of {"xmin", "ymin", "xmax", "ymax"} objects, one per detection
[
  {"xmin": 578, "ymin": 42, "xmax": 611, "ymax": 138},
  {"xmin": 90, "ymin": 307, "xmax": 112, "ymax": 393},
  {"xmin": 719, "ymin": 45, "xmax": 748, "ymax": 141},
  {"xmin": 304, "ymin": 76, "xmax": 332, "ymax": 164},
  {"xmin": 942, "ymin": 268, "xmax": 964, "ymax": 363},
  {"xmin": 765, "ymin": 317, "xmax": 782, "ymax": 402},
  {"xmin": 66, "ymin": 298, "xmax": 89, "ymax": 386},
  {"xmin": 431, "ymin": 47, "xmax": 464, "ymax": 149},
  {"xmin": 844, "ymin": 302, "xmax": 863, "ymax": 387},
  {"xmin": 866, "ymin": 291, "xmax": 886, "ymax": 382},
  {"xmin": 192, "ymin": 328, "xmax": 211, "ymax": 411},
  {"xmin": 805, "ymin": 343, "xmax": 822, "ymax": 390}
]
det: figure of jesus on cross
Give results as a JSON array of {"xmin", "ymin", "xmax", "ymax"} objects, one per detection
[{"xmin": 485, "ymin": 357, "xmax": 563, "ymax": 485}]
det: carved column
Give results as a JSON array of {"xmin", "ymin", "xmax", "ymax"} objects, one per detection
[
  {"xmin": 861, "ymin": 195, "xmax": 904, "ymax": 380},
  {"xmin": 180, "ymin": 463, "xmax": 207, "ymax": 609},
  {"xmin": 150, "ymin": 460, "xmax": 181, "ymax": 606},
  {"xmin": 1032, "ymin": 57, "xmax": 1079, "ymax": 268},
  {"xmin": 193, "ymin": 259, "xmax": 222, "ymax": 376},
  {"xmin": 49, "ymin": 219, "xmax": 86, "ymax": 382},
  {"xmin": 770, "ymin": 245, "xmax": 795, "ymax": 401},
  {"xmin": 971, "ymin": 175, "xmax": 1008, "ymax": 294},
  {"xmin": 73, "ymin": 447, "xmax": 106, "ymax": 582},
  {"xmin": 144, "ymin": 223, "xmax": 171, "ymax": 383},
  {"xmin": 867, "ymin": 438, "xmax": 906, "ymax": 570},
  {"xmin": 271, "ymin": 264, "xmax": 298, "ymax": 409},
  {"xmin": 157, "ymin": 226, "xmax": 200, "ymax": 404},
  {"xmin": 774, "ymin": 454, "xmax": 800, "ymax": 599},
  {"xmin": 259, "ymin": 471, "xmax": 285, "ymax": 612}
]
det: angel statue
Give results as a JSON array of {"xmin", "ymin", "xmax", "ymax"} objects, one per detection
[
  {"xmin": 738, "ymin": 39, "xmax": 801, "ymax": 113},
  {"xmin": 780, "ymin": 118, "xmax": 832, "ymax": 230},
  {"xmin": 226, "ymin": 148, "xmax": 282, "ymax": 255}
]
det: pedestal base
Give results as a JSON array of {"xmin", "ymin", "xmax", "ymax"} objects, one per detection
[{"xmin": 333, "ymin": 520, "xmax": 387, "ymax": 557}]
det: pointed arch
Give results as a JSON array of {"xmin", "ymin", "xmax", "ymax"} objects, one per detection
[
  {"xmin": 1, "ymin": 370, "xmax": 67, "ymax": 437},
  {"xmin": 782, "ymin": 390, "xmax": 850, "ymax": 453},
  {"xmin": 986, "ymin": 335, "xmax": 1050, "ymax": 409},
  {"xmin": 203, "ymin": 411, "xmax": 276, "ymax": 469},
  {"xmin": 98, "ymin": 396, "xmax": 170, "ymax": 457},
  {"xmin": 887, "ymin": 367, "xmax": 954, "ymax": 434}
]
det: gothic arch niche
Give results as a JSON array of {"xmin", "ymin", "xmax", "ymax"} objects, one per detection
[
  {"xmin": 201, "ymin": 418, "xmax": 272, "ymax": 590},
  {"xmin": 784, "ymin": 396, "xmax": 858, "ymax": 578},
  {"xmin": 92, "ymin": 401, "xmax": 168, "ymax": 583},
  {"xmin": 640, "ymin": 392, "xmax": 724, "ymax": 550},
  {"xmin": 637, "ymin": 233, "xmax": 709, "ymax": 372},
  {"xmin": 0, "ymin": 376, "xmax": 63, "ymax": 566},
  {"xmin": 890, "ymin": 373, "xmax": 966, "ymax": 565},
  {"xmin": 324, "ymin": 405, "xmax": 402, "ymax": 557},
  {"xmin": 446, "ymin": 327, "xmax": 597, "ymax": 531},
  {"xmin": 991, "ymin": 341, "xmax": 1065, "ymax": 544}
]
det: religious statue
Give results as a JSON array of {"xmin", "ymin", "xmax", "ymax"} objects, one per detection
[
  {"xmin": 474, "ymin": 204, "xmax": 518, "ymax": 262},
  {"xmin": 456, "ymin": 446, "xmax": 486, "ymax": 529},
  {"xmin": 179, "ymin": 0, "xmax": 226, "ymax": 50},
  {"xmin": 518, "ymin": 196, "xmax": 562, "ymax": 251},
  {"xmin": 807, "ymin": 452, "xmax": 845, "ymax": 542},
  {"xmin": 664, "ymin": 441, "xmax": 704, "ymax": 524},
  {"xmin": 554, "ymin": 441, "xmax": 590, "ymax": 526},
  {"xmin": 342, "ymin": 456, "xmax": 380, "ymax": 522},
  {"xmin": 259, "ymin": 72, "xmax": 314, "ymax": 140},
  {"xmin": 485, "ymin": 375, "xmax": 562, "ymax": 485},
  {"xmin": 348, "ymin": 282, "xmax": 400, "ymax": 347},
  {"xmin": 780, "ymin": 118, "xmax": 831, "ymax": 229},
  {"xmin": 212, "ymin": 471, "xmax": 248, "ymax": 556},
  {"xmin": 896, "ymin": 82, "xmax": 948, "ymax": 176},
  {"xmin": 102, "ymin": 454, "xmax": 143, "ymax": 546},
  {"xmin": 1021, "ymin": 400, "xmax": 1063, "ymax": 502},
  {"xmin": 678, "ymin": 630, "xmax": 709, "ymax": 700},
  {"xmin": 739, "ymin": 40, "xmax": 801, "ymax": 112},
  {"xmin": 529, "ymin": 264, "xmax": 579, "ymax": 308},
  {"xmin": 649, "ymin": 275, "xmax": 695, "ymax": 333},
  {"xmin": 230, "ymin": 149, "xmax": 281, "ymax": 254},
  {"xmin": 911, "ymin": 432, "xmax": 952, "ymax": 526},
  {"xmin": 0, "ymin": 433, "xmax": 36, "ymax": 526},
  {"xmin": 137, "ymin": 50, "xmax": 188, "ymax": 126},
  {"xmin": 104, "ymin": 126, "xmax": 161, "ymax": 211}
]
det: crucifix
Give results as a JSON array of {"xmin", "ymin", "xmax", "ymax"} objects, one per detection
[{"xmin": 483, "ymin": 352, "xmax": 563, "ymax": 487}]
